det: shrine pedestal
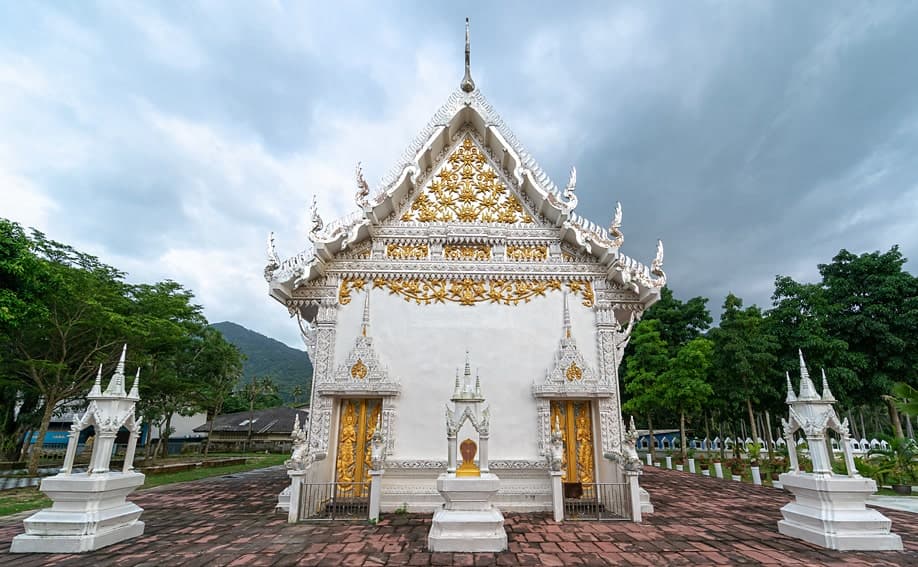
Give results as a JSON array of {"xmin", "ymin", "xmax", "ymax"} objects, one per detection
[
  {"xmin": 11, "ymin": 471, "xmax": 145, "ymax": 553},
  {"xmin": 428, "ymin": 473, "xmax": 507, "ymax": 552},
  {"xmin": 778, "ymin": 473, "xmax": 902, "ymax": 551}
]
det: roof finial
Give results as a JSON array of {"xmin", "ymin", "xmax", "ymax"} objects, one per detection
[
  {"xmin": 461, "ymin": 18, "xmax": 476, "ymax": 93},
  {"xmin": 562, "ymin": 292, "xmax": 571, "ymax": 339},
  {"xmin": 361, "ymin": 290, "xmax": 371, "ymax": 337},
  {"xmin": 797, "ymin": 349, "xmax": 819, "ymax": 400}
]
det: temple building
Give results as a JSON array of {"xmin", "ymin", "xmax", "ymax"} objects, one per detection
[{"xmin": 264, "ymin": 26, "xmax": 665, "ymax": 515}]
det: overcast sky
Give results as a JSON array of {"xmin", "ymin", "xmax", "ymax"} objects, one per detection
[{"xmin": 2, "ymin": 2, "xmax": 917, "ymax": 349}]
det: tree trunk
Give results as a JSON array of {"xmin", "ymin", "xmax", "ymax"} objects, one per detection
[
  {"xmin": 647, "ymin": 414, "xmax": 655, "ymax": 462},
  {"xmin": 859, "ymin": 409, "xmax": 867, "ymax": 441},
  {"xmin": 204, "ymin": 401, "xmax": 222, "ymax": 457},
  {"xmin": 28, "ymin": 400, "xmax": 56, "ymax": 476},
  {"xmin": 718, "ymin": 421, "xmax": 726, "ymax": 461},
  {"xmin": 745, "ymin": 398, "xmax": 759, "ymax": 445},
  {"xmin": 246, "ymin": 399, "xmax": 256, "ymax": 454},
  {"xmin": 764, "ymin": 411, "xmax": 775, "ymax": 461},
  {"xmin": 884, "ymin": 397, "xmax": 904, "ymax": 439},
  {"xmin": 160, "ymin": 412, "xmax": 173, "ymax": 459},
  {"xmin": 19, "ymin": 428, "xmax": 33, "ymax": 462},
  {"xmin": 679, "ymin": 411, "xmax": 687, "ymax": 462}
]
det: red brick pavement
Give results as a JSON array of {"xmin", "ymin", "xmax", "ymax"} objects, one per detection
[{"xmin": 0, "ymin": 466, "xmax": 915, "ymax": 566}]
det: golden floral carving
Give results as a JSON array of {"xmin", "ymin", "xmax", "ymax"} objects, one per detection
[
  {"xmin": 340, "ymin": 277, "xmax": 594, "ymax": 308},
  {"xmin": 565, "ymin": 363, "xmax": 583, "ymax": 382},
  {"xmin": 506, "ymin": 245, "xmax": 548, "ymax": 262},
  {"xmin": 444, "ymin": 244, "xmax": 491, "ymax": 261},
  {"xmin": 351, "ymin": 359, "xmax": 368, "ymax": 380},
  {"xmin": 566, "ymin": 280, "xmax": 595, "ymax": 307},
  {"xmin": 338, "ymin": 277, "xmax": 366, "ymax": 305},
  {"xmin": 386, "ymin": 243, "xmax": 428, "ymax": 260},
  {"xmin": 401, "ymin": 137, "xmax": 533, "ymax": 224},
  {"xmin": 335, "ymin": 399, "xmax": 380, "ymax": 496}
]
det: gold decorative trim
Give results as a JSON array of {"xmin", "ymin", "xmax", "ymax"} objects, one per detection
[
  {"xmin": 350, "ymin": 359, "xmax": 368, "ymax": 380},
  {"xmin": 338, "ymin": 277, "xmax": 366, "ymax": 305},
  {"xmin": 565, "ymin": 363, "xmax": 583, "ymax": 382},
  {"xmin": 567, "ymin": 280, "xmax": 595, "ymax": 307},
  {"xmin": 444, "ymin": 244, "xmax": 491, "ymax": 261},
  {"xmin": 506, "ymin": 245, "xmax": 548, "ymax": 262},
  {"xmin": 339, "ymin": 276, "xmax": 594, "ymax": 308},
  {"xmin": 400, "ymin": 137, "xmax": 533, "ymax": 224},
  {"xmin": 386, "ymin": 243, "xmax": 429, "ymax": 260}
]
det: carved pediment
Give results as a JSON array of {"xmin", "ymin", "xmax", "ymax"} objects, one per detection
[
  {"xmin": 533, "ymin": 294, "xmax": 610, "ymax": 398},
  {"xmin": 316, "ymin": 293, "xmax": 399, "ymax": 397}
]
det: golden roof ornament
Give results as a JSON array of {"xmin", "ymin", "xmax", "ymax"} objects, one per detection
[{"xmin": 461, "ymin": 18, "xmax": 475, "ymax": 93}]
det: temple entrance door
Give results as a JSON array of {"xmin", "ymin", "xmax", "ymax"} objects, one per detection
[
  {"xmin": 549, "ymin": 400, "xmax": 595, "ymax": 487},
  {"xmin": 335, "ymin": 398, "xmax": 382, "ymax": 498}
]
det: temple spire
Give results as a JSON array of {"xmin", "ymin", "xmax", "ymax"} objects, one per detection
[
  {"xmin": 820, "ymin": 368, "xmax": 835, "ymax": 402},
  {"xmin": 128, "ymin": 367, "xmax": 140, "ymax": 400},
  {"xmin": 785, "ymin": 371, "xmax": 797, "ymax": 403},
  {"xmin": 104, "ymin": 344, "xmax": 128, "ymax": 397},
  {"xmin": 797, "ymin": 350, "xmax": 819, "ymax": 400},
  {"xmin": 89, "ymin": 364, "xmax": 103, "ymax": 398},
  {"xmin": 460, "ymin": 18, "xmax": 476, "ymax": 93}
]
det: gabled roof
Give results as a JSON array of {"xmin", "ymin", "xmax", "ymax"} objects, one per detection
[
  {"xmin": 194, "ymin": 407, "xmax": 308, "ymax": 435},
  {"xmin": 265, "ymin": 73, "xmax": 666, "ymax": 304}
]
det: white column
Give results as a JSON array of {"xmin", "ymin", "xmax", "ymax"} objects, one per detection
[
  {"xmin": 688, "ymin": 458, "xmax": 695, "ymax": 474},
  {"xmin": 286, "ymin": 470, "xmax": 306, "ymax": 523},
  {"xmin": 550, "ymin": 470, "xmax": 563, "ymax": 522},
  {"xmin": 807, "ymin": 436, "xmax": 831, "ymax": 475},
  {"xmin": 665, "ymin": 456, "xmax": 672, "ymax": 469},
  {"xmin": 61, "ymin": 429, "xmax": 80, "ymax": 475},
  {"xmin": 447, "ymin": 435, "xmax": 457, "ymax": 474},
  {"xmin": 751, "ymin": 466, "xmax": 762, "ymax": 485},
  {"xmin": 624, "ymin": 470, "xmax": 642, "ymax": 523},
  {"xmin": 786, "ymin": 433, "xmax": 800, "ymax": 472},
  {"xmin": 645, "ymin": 453, "xmax": 652, "ymax": 466},
  {"xmin": 122, "ymin": 430, "xmax": 139, "ymax": 473},
  {"xmin": 90, "ymin": 431, "xmax": 117, "ymax": 474},
  {"xmin": 368, "ymin": 470, "xmax": 383, "ymax": 522},
  {"xmin": 479, "ymin": 434, "xmax": 489, "ymax": 474},
  {"xmin": 713, "ymin": 462, "xmax": 723, "ymax": 479},
  {"xmin": 841, "ymin": 435, "xmax": 858, "ymax": 477}
]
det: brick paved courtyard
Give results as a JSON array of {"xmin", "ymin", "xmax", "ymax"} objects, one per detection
[{"xmin": 0, "ymin": 466, "xmax": 915, "ymax": 566}]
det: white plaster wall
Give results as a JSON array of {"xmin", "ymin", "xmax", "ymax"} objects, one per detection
[{"xmin": 333, "ymin": 287, "xmax": 597, "ymax": 462}]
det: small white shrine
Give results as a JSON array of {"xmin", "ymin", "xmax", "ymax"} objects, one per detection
[
  {"xmin": 428, "ymin": 354, "xmax": 507, "ymax": 552},
  {"xmin": 12, "ymin": 345, "xmax": 146, "ymax": 553},
  {"xmin": 265, "ymin": 21, "xmax": 664, "ymax": 520},
  {"xmin": 777, "ymin": 351, "xmax": 902, "ymax": 551}
]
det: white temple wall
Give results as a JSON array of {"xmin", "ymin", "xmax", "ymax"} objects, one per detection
[{"xmin": 333, "ymin": 287, "xmax": 597, "ymax": 462}]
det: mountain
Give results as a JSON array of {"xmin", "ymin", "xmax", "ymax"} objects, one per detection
[{"xmin": 211, "ymin": 321, "xmax": 312, "ymax": 404}]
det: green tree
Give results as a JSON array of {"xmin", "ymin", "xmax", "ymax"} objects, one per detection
[
  {"xmin": 0, "ymin": 225, "xmax": 129, "ymax": 474},
  {"xmin": 641, "ymin": 287, "xmax": 712, "ymax": 355},
  {"xmin": 819, "ymin": 247, "xmax": 918, "ymax": 430},
  {"xmin": 622, "ymin": 320, "xmax": 669, "ymax": 461},
  {"xmin": 710, "ymin": 294, "xmax": 779, "ymax": 447},
  {"xmin": 191, "ymin": 327, "xmax": 245, "ymax": 455},
  {"xmin": 658, "ymin": 337, "xmax": 714, "ymax": 461}
]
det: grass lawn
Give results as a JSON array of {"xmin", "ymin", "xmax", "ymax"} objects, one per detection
[{"xmin": 0, "ymin": 453, "xmax": 287, "ymax": 517}]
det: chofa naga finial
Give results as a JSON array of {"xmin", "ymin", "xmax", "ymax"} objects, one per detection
[{"xmin": 460, "ymin": 18, "xmax": 476, "ymax": 93}]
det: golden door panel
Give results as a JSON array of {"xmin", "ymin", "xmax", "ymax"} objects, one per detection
[
  {"xmin": 549, "ymin": 400, "xmax": 595, "ymax": 484},
  {"xmin": 335, "ymin": 398, "xmax": 381, "ymax": 495}
]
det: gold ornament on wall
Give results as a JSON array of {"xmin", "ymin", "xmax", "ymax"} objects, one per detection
[
  {"xmin": 401, "ymin": 137, "xmax": 533, "ymax": 224},
  {"xmin": 444, "ymin": 244, "xmax": 491, "ymax": 261},
  {"xmin": 506, "ymin": 245, "xmax": 548, "ymax": 262},
  {"xmin": 338, "ymin": 277, "xmax": 366, "ymax": 306},
  {"xmin": 350, "ymin": 359, "xmax": 368, "ymax": 380},
  {"xmin": 565, "ymin": 363, "xmax": 583, "ymax": 382},
  {"xmin": 386, "ymin": 243, "xmax": 429, "ymax": 260},
  {"xmin": 339, "ymin": 277, "xmax": 594, "ymax": 308}
]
